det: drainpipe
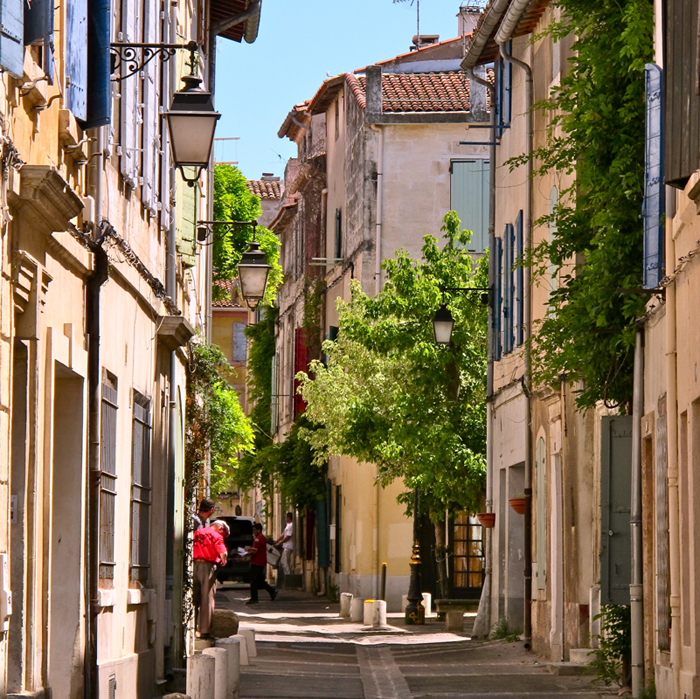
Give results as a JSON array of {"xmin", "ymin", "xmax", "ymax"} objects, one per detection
[
  {"xmin": 630, "ymin": 329, "xmax": 644, "ymax": 696},
  {"xmin": 665, "ymin": 185, "xmax": 680, "ymax": 698},
  {"xmin": 498, "ymin": 39, "xmax": 533, "ymax": 648},
  {"xmin": 468, "ymin": 65, "xmax": 496, "ymax": 639}
]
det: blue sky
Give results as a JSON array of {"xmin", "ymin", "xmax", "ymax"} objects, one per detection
[{"xmin": 213, "ymin": 1, "xmax": 467, "ymax": 179}]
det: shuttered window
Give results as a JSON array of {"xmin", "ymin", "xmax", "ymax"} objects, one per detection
[
  {"xmin": 503, "ymin": 224, "xmax": 515, "ymax": 355},
  {"xmin": 0, "ymin": 0, "xmax": 24, "ymax": 78},
  {"xmin": 176, "ymin": 170, "xmax": 197, "ymax": 267},
  {"xmin": 119, "ymin": 0, "xmax": 141, "ymax": 187},
  {"xmin": 233, "ymin": 323, "xmax": 247, "ymax": 362},
  {"xmin": 24, "ymin": 0, "xmax": 53, "ymax": 46},
  {"xmin": 450, "ymin": 160, "xmax": 490, "ymax": 254},
  {"xmin": 515, "ymin": 210, "xmax": 524, "ymax": 346},
  {"xmin": 293, "ymin": 327, "xmax": 308, "ymax": 418},
  {"xmin": 495, "ymin": 49, "xmax": 512, "ymax": 137},
  {"xmin": 270, "ymin": 352, "xmax": 279, "ymax": 436},
  {"xmin": 140, "ymin": 0, "xmax": 161, "ymax": 213},
  {"xmin": 493, "ymin": 236, "xmax": 502, "ymax": 361},
  {"xmin": 549, "ymin": 187, "xmax": 559, "ymax": 294},
  {"xmin": 85, "ymin": 0, "xmax": 111, "ymax": 127},
  {"xmin": 130, "ymin": 394, "xmax": 152, "ymax": 582},
  {"xmin": 334, "ymin": 208, "xmax": 342, "ymax": 260},
  {"xmin": 656, "ymin": 413, "xmax": 670, "ymax": 650},
  {"xmin": 334, "ymin": 485, "xmax": 342, "ymax": 574},
  {"xmin": 100, "ymin": 376, "xmax": 118, "ymax": 584},
  {"xmin": 644, "ymin": 63, "xmax": 664, "ymax": 289},
  {"xmin": 65, "ymin": 0, "xmax": 87, "ymax": 120},
  {"xmin": 535, "ymin": 437, "xmax": 546, "ymax": 590}
]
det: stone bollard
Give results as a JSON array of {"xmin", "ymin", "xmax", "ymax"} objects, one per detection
[
  {"xmin": 445, "ymin": 610, "xmax": 465, "ymax": 632},
  {"xmin": 363, "ymin": 599, "xmax": 376, "ymax": 626},
  {"xmin": 371, "ymin": 600, "xmax": 387, "ymax": 628},
  {"xmin": 163, "ymin": 695, "xmax": 190, "ymax": 699},
  {"xmin": 350, "ymin": 597, "xmax": 364, "ymax": 623},
  {"xmin": 232, "ymin": 634, "xmax": 249, "ymax": 666},
  {"xmin": 340, "ymin": 592, "xmax": 353, "ymax": 618},
  {"xmin": 186, "ymin": 653, "xmax": 215, "ymax": 699},
  {"xmin": 238, "ymin": 627, "xmax": 257, "ymax": 658},
  {"xmin": 215, "ymin": 637, "xmax": 241, "ymax": 699},
  {"xmin": 202, "ymin": 647, "xmax": 228, "ymax": 699},
  {"xmin": 421, "ymin": 593, "xmax": 432, "ymax": 617}
]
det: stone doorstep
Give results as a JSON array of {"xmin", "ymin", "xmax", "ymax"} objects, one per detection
[
  {"xmin": 547, "ymin": 661, "xmax": 595, "ymax": 676},
  {"xmin": 568, "ymin": 647, "xmax": 594, "ymax": 665}
]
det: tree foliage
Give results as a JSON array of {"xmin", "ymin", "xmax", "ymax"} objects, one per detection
[
  {"xmin": 186, "ymin": 339, "xmax": 255, "ymax": 498},
  {"xmin": 515, "ymin": 0, "xmax": 654, "ymax": 408},
  {"xmin": 212, "ymin": 164, "xmax": 282, "ymax": 305},
  {"xmin": 298, "ymin": 212, "xmax": 487, "ymax": 517}
]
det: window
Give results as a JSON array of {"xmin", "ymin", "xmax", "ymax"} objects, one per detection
[
  {"xmin": 334, "ymin": 208, "xmax": 343, "ymax": 260},
  {"xmin": 515, "ymin": 210, "xmax": 524, "ymax": 346},
  {"xmin": 293, "ymin": 328, "xmax": 308, "ymax": 418},
  {"xmin": 0, "ymin": 0, "xmax": 24, "ymax": 77},
  {"xmin": 493, "ymin": 237, "xmax": 503, "ymax": 361},
  {"xmin": 233, "ymin": 323, "xmax": 247, "ymax": 362},
  {"xmin": 644, "ymin": 64, "xmax": 664, "ymax": 289},
  {"xmin": 495, "ymin": 47, "xmax": 512, "ymax": 137},
  {"xmin": 334, "ymin": 97, "xmax": 340, "ymax": 141},
  {"xmin": 535, "ymin": 437, "xmax": 546, "ymax": 590},
  {"xmin": 100, "ymin": 372, "xmax": 118, "ymax": 584},
  {"xmin": 450, "ymin": 160, "xmax": 490, "ymax": 254},
  {"xmin": 130, "ymin": 392, "xmax": 152, "ymax": 582},
  {"xmin": 548, "ymin": 188, "xmax": 559, "ymax": 293},
  {"xmin": 502, "ymin": 223, "xmax": 515, "ymax": 355}
]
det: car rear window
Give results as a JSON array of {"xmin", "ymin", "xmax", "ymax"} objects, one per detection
[{"xmin": 218, "ymin": 518, "xmax": 253, "ymax": 538}]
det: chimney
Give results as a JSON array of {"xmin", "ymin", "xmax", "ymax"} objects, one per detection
[
  {"xmin": 458, "ymin": 4, "xmax": 482, "ymax": 36},
  {"xmin": 365, "ymin": 65, "xmax": 383, "ymax": 118}
]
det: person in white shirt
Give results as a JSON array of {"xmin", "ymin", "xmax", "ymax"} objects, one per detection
[{"xmin": 274, "ymin": 512, "xmax": 294, "ymax": 575}]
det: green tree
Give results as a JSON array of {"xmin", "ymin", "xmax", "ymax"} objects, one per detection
[
  {"xmin": 513, "ymin": 0, "xmax": 654, "ymax": 409},
  {"xmin": 213, "ymin": 164, "xmax": 282, "ymax": 305},
  {"xmin": 186, "ymin": 338, "xmax": 255, "ymax": 499},
  {"xmin": 298, "ymin": 212, "xmax": 487, "ymax": 597}
]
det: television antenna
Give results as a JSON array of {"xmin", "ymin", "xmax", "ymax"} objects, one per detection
[{"xmin": 393, "ymin": 0, "xmax": 421, "ymax": 49}]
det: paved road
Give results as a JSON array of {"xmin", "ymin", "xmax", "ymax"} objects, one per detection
[{"xmin": 216, "ymin": 585, "xmax": 608, "ymax": 699}]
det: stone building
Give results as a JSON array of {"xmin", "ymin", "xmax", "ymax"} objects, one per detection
[
  {"xmin": 272, "ymin": 34, "xmax": 492, "ymax": 609},
  {"xmin": 0, "ymin": 0, "xmax": 261, "ymax": 696}
]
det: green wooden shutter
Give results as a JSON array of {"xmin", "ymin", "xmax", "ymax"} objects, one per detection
[
  {"xmin": 0, "ymin": 0, "xmax": 24, "ymax": 78},
  {"xmin": 176, "ymin": 171, "xmax": 197, "ymax": 267},
  {"xmin": 600, "ymin": 415, "xmax": 633, "ymax": 606},
  {"xmin": 450, "ymin": 160, "xmax": 489, "ymax": 253}
]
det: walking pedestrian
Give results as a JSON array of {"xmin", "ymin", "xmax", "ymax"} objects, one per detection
[
  {"xmin": 193, "ymin": 519, "xmax": 230, "ymax": 639},
  {"xmin": 245, "ymin": 522, "xmax": 277, "ymax": 604},
  {"xmin": 274, "ymin": 512, "xmax": 294, "ymax": 575},
  {"xmin": 193, "ymin": 497, "xmax": 215, "ymax": 531}
]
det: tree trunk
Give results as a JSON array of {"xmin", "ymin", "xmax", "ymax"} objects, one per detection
[{"xmin": 433, "ymin": 517, "xmax": 449, "ymax": 600}]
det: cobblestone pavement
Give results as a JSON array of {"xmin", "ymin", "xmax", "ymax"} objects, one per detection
[{"xmin": 216, "ymin": 585, "xmax": 610, "ymax": 699}]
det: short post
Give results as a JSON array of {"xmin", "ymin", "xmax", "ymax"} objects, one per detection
[
  {"xmin": 405, "ymin": 488, "xmax": 425, "ymax": 625},
  {"xmin": 186, "ymin": 653, "xmax": 215, "ymax": 699},
  {"xmin": 239, "ymin": 627, "xmax": 256, "ymax": 657},
  {"xmin": 340, "ymin": 592, "xmax": 353, "ymax": 618},
  {"xmin": 380, "ymin": 562, "xmax": 387, "ymax": 601},
  {"xmin": 363, "ymin": 599, "xmax": 375, "ymax": 626},
  {"xmin": 202, "ymin": 647, "xmax": 227, "ymax": 699},
  {"xmin": 350, "ymin": 597, "xmax": 364, "ymax": 622},
  {"xmin": 372, "ymin": 600, "xmax": 387, "ymax": 628},
  {"xmin": 232, "ymin": 634, "xmax": 249, "ymax": 666},
  {"xmin": 215, "ymin": 637, "xmax": 241, "ymax": 699}
]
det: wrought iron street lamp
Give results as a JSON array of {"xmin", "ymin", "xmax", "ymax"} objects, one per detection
[
  {"xmin": 431, "ymin": 286, "xmax": 490, "ymax": 345},
  {"xmin": 405, "ymin": 487, "xmax": 425, "ymax": 625}
]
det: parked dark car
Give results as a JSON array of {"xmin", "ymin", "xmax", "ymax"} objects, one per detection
[{"xmin": 213, "ymin": 516, "xmax": 254, "ymax": 583}]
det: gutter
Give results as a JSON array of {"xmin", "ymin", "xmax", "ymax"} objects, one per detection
[
  {"xmin": 461, "ymin": 0, "xmax": 510, "ymax": 70},
  {"xmin": 497, "ymin": 35, "xmax": 534, "ymax": 649},
  {"xmin": 212, "ymin": 0, "xmax": 262, "ymax": 42},
  {"xmin": 369, "ymin": 124, "xmax": 384, "ymax": 293}
]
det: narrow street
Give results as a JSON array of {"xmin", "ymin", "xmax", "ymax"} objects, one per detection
[{"xmin": 217, "ymin": 587, "xmax": 608, "ymax": 699}]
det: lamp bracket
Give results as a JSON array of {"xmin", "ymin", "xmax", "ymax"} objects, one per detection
[
  {"xmin": 196, "ymin": 219, "xmax": 258, "ymax": 240},
  {"xmin": 110, "ymin": 40, "xmax": 199, "ymax": 82}
]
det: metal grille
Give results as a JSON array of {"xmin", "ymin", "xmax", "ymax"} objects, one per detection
[
  {"xmin": 452, "ymin": 513, "xmax": 484, "ymax": 593},
  {"xmin": 108, "ymin": 674, "xmax": 117, "ymax": 699},
  {"xmin": 130, "ymin": 394, "xmax": 151, "ymax": 582},
  {"xmin": 100, "ymin": 381, "xmax": 118, "ymax": 582}
]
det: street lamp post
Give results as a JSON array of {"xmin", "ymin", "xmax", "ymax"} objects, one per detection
[{"xmin": 405, "ymin": 487, "xmax": 425, "ymax": 625}]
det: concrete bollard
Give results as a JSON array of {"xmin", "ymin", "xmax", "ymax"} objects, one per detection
[
  {"xmin": 202, "ymin": 647, "xmax": 228, "ymax": 699},
  {"xmin": 363, "ymin": 599, "xmax": 376, "ymax": 626},
  {"xmin": 186, "ymin": 653, "xmax": 215, "ymax": 699},
  {"xmin": 215, "ymin": 637, "xmax": 241, "ymax": 699},
  {"xmin": 445, "ymin": 610, "xmax": 465, "ymax": 632},
  {"xmin": 340, "ymin": 592, "xmax": 353, "ymax": 618},
  {"xmin": 232, "ymin": 634, "xmax": 249, "ymax": 666},
  {"xmin": 238, "ymin": 627, "xmax": 257, "ymax": 658},
  {"xmin": 163, "ymin": 695, "xmax": 190, "ymax": 699},
  {"xmin": 371, "ymin": 600, "xmax": 387, "ymax": 628},
  {"xmin": 421, "ymin": 593, "xmax": 432, "ymax": 616},
  {"xmin": 350, "ymin": 597, "xmax": 364, "ymax": 623}
]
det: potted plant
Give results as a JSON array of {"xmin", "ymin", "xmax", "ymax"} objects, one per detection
[
  {"xmin": 476, "ymin": 512, "xmax": 496, "ymax": 528},
  {"xmin": 509, "ymin": 495, "xmax": 527, "ymax": 515}
]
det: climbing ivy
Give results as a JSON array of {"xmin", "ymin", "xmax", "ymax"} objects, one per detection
[{"xmin": 514, "ymin": 0, "xmax": 654, "ymax": 408}]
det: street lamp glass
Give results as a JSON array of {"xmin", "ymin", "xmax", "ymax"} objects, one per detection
[
  {"xmin": 238, "ymin": 240, "xmax": 272, "ymax": 307},
  {"xmin": 432, "ymin": 303, "xmax": 455, "ymax": 345}
]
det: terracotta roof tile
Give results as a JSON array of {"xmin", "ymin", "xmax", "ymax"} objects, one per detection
[
  {"xmin": 246, "ymin": 179, "xmax": 281, "ymax": 199},
  {"xmin": 356, "ymin": 72, "xmax": 472, "ymax": 113},
  {"xmin": 213, "ymin": 279, "xmax": 245, "ymax": 308}
]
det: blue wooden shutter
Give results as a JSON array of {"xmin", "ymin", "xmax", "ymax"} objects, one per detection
[
  {"xmin": 600, "ymin": 416, "xmax": 632, "ymax": 606},
  {"xmin": 24, "ymin": 0, "xmax": 53, "ymax": 45},
  {"xmin": 503, "ymin": 224, "xmax": 514, "ymax": 355},
  {"xmin": 644, "ymin": 63, "xmax": 664, "ymax": 289},
  {"xmin": 85, "ymin": 0, "xmax": 111, "ymax": 127},
  {"xmin": 0, "ymin": 0, "xmax": 24, "ymax": 78},
  {"xmin": 515, "ymin": 210, "xmax": 524, "ymax": 346},
  {"xmin": 65, "ymin": 0, "xmax": 88, "ymax": 120},
  {"xmin": 495, "ymin": 58, "xmax": 503, "ymax": 137},
  {"xmin": 503, "ymin": 43, "xmax": 512, "ymax": 124},
  {"xmin": 450, "ymin": 160, "xmax": 490, "ymax": 253},
  {"xmin": 494, "ymin": 236, "xmax": 502, "ymax": 360}
]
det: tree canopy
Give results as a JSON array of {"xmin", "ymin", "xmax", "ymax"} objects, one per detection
[
  {"xmin": 212, "ymin": 164, "xmax": 282, "ymax": 306},
  {"xmin": 298, "ymin": 211, "xmax": 488, "ymax": 518}
]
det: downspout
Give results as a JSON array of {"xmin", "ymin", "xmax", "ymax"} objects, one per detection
[
  {"xmin": 468, "ymin": 66, "xmax": 496, "ymax": 639},
  {"xmin": 498, "ymin": 38, "xmax": 533, "ymax": 647},
  {"xmin": 369, "ymin": 124, "xmax": 384, "ymax": 293},
  {"xmin": 665, "ymin": 185, "xmax": 681, "ymax": 698},
  {"xmin": 86, "ymin": 123, "xmax": 108, "ymax": 698},
  {"xmin": 630, "ymin": 329, "xmax": 644, "ymax": 696}
]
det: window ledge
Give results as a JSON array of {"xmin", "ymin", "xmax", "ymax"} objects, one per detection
[
  {"xmin": 97, "ymin": 588, "xmax": 116, "ymax": 608},
  {"xmin": 127, "ymin": 587, "xmax": 154, "ymax": 606}
]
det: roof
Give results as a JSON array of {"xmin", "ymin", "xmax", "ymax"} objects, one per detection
[
  {"xmin": 246, "ymin": 179, "xmax": 281, "ymax": 199},
  {"xmin": 356, "ymin": 36, "xmax": 466, "ymax": 72},
  {"xmin": 213, "ymin": 280, "xmax": 246, "ymax": 308},
  {"xmin": 303, "ymin": 71, "xmax": 473, "ymax": 118},
  {"xmin": 463, "ymin": 0, "xmax": 550, "ymax": 66},
  {"xmin": 211, "ymin": 0, "xmax": 262, "ymax": 43}
]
